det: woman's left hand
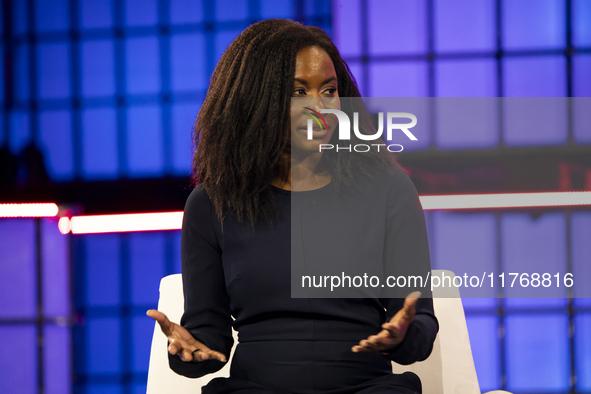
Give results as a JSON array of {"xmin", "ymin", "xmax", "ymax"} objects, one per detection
[{"xmin": 351, "ymin": 291, "xmax": 421, "ymax": 354}]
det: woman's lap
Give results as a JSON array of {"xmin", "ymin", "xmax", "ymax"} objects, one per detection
[
  {"xmin": 202, "ymin": 371, "xmax": 421, "ymax": 394},
  {"xmin": 202, "ymin": 341, "xmax": 421, "ymax": 394}
]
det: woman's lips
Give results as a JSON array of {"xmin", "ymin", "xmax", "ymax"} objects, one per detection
[{"xmin": 297, "ymin": 126, "xmax": 329, "ymax": 138}]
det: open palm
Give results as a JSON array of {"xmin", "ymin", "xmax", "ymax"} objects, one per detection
[
  {"xmin": 147, "ymin": 309, "xmax": 227, "ymax": 363},
  {"xmin": 351, "ymin": 291, "xmax": 421, "ymax": 354}
]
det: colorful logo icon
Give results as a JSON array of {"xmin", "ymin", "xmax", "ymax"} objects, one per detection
[{"xmin": 303, "ymin": 107, "xmax": 328, "ymax": 131}]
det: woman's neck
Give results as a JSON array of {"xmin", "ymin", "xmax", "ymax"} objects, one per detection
[{"xmin": 272, "ymin": 151, "xmax": 331, "ymax": 191}]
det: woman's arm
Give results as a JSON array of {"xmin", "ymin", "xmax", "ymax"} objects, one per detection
[
  {"xmin": 378, "ymin": 296, "xmax": 438, "ymax": 365},
  {"xmin": 382, "ymin": 168, "xmax": 438, "ymax": 364},
  {"xmin": 167, "ymin": 185, "xmax": 234, "ymax": 378},
  {"xmin": 352, "ymin": 167, "xmax": 438, "ymax": 363}
]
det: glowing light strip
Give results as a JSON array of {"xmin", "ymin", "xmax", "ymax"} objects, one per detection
[
  {"xmin": 419, "ymin": 191, "xmax": 591, "ymax": 210},
  {"xmin": 0, "ymin": 203, "xmax": 59, "ymax": 217},
  {"xmin": 54, "ymin": 191, "xmax": 591, "ymax": 234},
  {"xmin": 59, "ymin": 212, "xmax": 184, "ymax": 235}
]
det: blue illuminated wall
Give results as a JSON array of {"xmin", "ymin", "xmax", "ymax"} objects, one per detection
[
  {"xmin": 333, "ymin": 0, "xmax": 591, "ymax": 150},
  {"xmin": 4, "ymin": 0, "xmax": 331, "ymax": 182},
  {"xmin": 1, "ymin": 0, "xmax": 331, "ymax": 393},
  {"xmin": 71, "ymin": 231, "xmax": 182, "ymax": 393},
  {"xmin": 2, "ymin": 0, "xmax": 591, "ymax": 393},
  {"xmin": 331, "ymin": 0, "xmax": 591, "ymax": 392},
  {"xmin": 427, "ymin": 210, "xmax": 591, "ymax": 392},
  {"xmin": 0, "ymin": 218, "xmax": 71, "ymax": 394}
]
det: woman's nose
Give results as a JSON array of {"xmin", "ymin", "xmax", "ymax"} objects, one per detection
[{"xmin": 306, "ymin": 95, "xmax": 328, "ymax": 111}]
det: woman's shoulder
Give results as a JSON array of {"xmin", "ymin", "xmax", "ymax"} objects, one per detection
[
  {"xmin": 187, "ymin": 182, "xmax": 221, "ymax": 206},
  {"xmin": 184, "ymin": 183, "xmax": 215, "ymax": 221}
]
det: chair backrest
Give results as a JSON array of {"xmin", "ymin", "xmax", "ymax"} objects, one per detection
[
  {"xmin": 146, "ymin": 274, "xmax": 235, "ymax": 393},
  {"xmin": 147, "ymin": 270, "xmax": 481, "ymax": 394}
]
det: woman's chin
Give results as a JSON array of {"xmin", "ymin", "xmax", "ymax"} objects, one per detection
[{"xmin": 290, "ymin": 142, "xmax": 331, "ymax": 156}]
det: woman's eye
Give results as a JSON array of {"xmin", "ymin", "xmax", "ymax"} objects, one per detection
[{"xmin": 293, "ymin": 88, "xmax": 306, "ymax": 96}]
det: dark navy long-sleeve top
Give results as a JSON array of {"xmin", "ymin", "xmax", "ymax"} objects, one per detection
[{"xmin": 169, "ymin": 165, "xmax": 438, "ymax": 393}]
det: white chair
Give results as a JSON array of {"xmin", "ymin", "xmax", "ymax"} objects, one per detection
[
  {"xmin": 147, "ymin": 271, "xmax": 512, "ymax": 394},
  {"xmin": 146, "ymin": 274, "xmax": 235, "ymax": 393},
  {"xmin": 391, "ymin": 270, "xmax": 512, "ymax": 394}
]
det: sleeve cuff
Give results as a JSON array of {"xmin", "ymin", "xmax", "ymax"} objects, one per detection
[
  {"xmin": 382, "ymin": 314, "xmax": 438, "ymax": 365},
  {"xmin": 167, "ymin": 343, "xmax": 227, "ymax": 378}
]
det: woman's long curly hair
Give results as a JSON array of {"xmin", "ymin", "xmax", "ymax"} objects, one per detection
[{"xmin": 192, "ymin": 19, "xmax": 400, "ymax": 230}]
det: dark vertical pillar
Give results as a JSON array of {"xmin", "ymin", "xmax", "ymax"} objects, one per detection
[
  {"xmin": 248, "ymin": 0, "xmax": 260, "ymax": 25},
  {"xmin": 159, "ymin": 0, "xmax": 172, "ymax": 177},
  {"xmin": 566, "ymin": 210, "xmax": 576, "ymax": 393},
  {"xmin": 426, "ymin": 0, "xmax": 435, "ymax": 148},
  {"xmin": 120, "ymin": 233, "xmax": 132, "ymax": 393},
  {"xmin": 294, "ymin": 0, "xmax": 305, "ymax": 24},
  {"xmin": 114, "ymin": 0, "xmax": 128, "ymax": 178},
  {"xmin": 360, "ymin": 0, "xmax": 369, "ymax": 97},
  {"xmin": 27, "ymin": 0, "xmax": 38, "ymax": 146},
  {"xmin": 204, "ymin": 0, "xmax": 216, "ymax": 80},
  {"xmin": 495, "ymin": 0, "xmax": 505, "ymax": 149},
  {"xmin": 71, "ymin": 235, "xmax": 87, "ymax": 394},
  {"xmin": 565, "ymin": 0, "xmax": 574, "ymax": 146},
  {"xmin": 495, "ymin": 211, "xmax": 507, "ymax": 391},
  {"xmin": 2, "ymin": 0, "xmax": 12, "ymax": 147},
  {"xmin": 35, "ymin": 218, "xmax": 45, "ymax": 394},
  {"xmin": 65, "ymin": 229, "xmax": 76, "ymax": 394},
  {"xmin": 69, "ymin": 0, "xmax": 82, "ymax": 180}
]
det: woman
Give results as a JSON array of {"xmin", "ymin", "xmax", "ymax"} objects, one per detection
[{"xmin": 148, "ymin": 19, "xmax": 437, "ymax": 394}]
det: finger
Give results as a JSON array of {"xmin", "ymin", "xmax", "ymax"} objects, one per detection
[
  {"xmin": 366, "ymin": 335, "xmax": 381, "ymax": 344},
  {"xmin": 359, "ymin": 339, "xmax": 380, "ymax": 352},
  {"xmin": 382, "ymin": 322, "xmax": 403, "ymax": 335},
  {"xmin": 354, "ymin": 340, "xmax": 385, "ymax": 353},
  {"xmin": 402, "ymin": 291, "xmax": 421, "ymax": 313},
  {"xmin": 351, "ymin": 345, "xmax": 371, "ymax": 353},
  {"xmin": 147, "ymin": 310, "xmax": 173, "ymax": 336},
  {"xmin": 370, "ymin": 335, "xmax": 399, "ymax": 348},
  {"xmin": 190, "ymin": 349, "xmax": 227, "ymax": 363},
  {"xmin": 368, "ymin": 333, "xmax": 400, "ymax": 349},
  {"xmin": 206, "ymin": 350, "xmax": 228, "ymax": 363},
  {"xmin": 168, "ymin": 339, "xmax": 184, "ymax": 355},
  {"xmin": 191, "ymin": 349, "xmax": 204, "ymax": 362},
  {"xmin": 181, "ymin": 347, "xmax": 193, "ymax": 362}
]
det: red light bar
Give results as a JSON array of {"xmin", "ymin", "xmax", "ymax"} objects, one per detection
[
  {"xmin": 58, "ymin": 211, "xmax": 184, "ymax": 235},
  {"xmin": 0, "ymin": 203, "xmax": 59, "ymax": 217},
  {"xmin": 419, "ymin": 191, "xmax": 591, "ymax": 210},
  {"xmin": 54, "ymin": 191, "xmax": 591, "ymax": 235}
]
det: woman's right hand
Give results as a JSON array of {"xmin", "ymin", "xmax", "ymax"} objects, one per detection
[{"xmin": 147, "ymin": 309, "xmax": 227, "ymax": 363}]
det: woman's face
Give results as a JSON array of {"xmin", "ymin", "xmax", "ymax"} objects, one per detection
[{"xmin": 290, "ymin": 46, "xmax": 341, "ymax": 154}]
